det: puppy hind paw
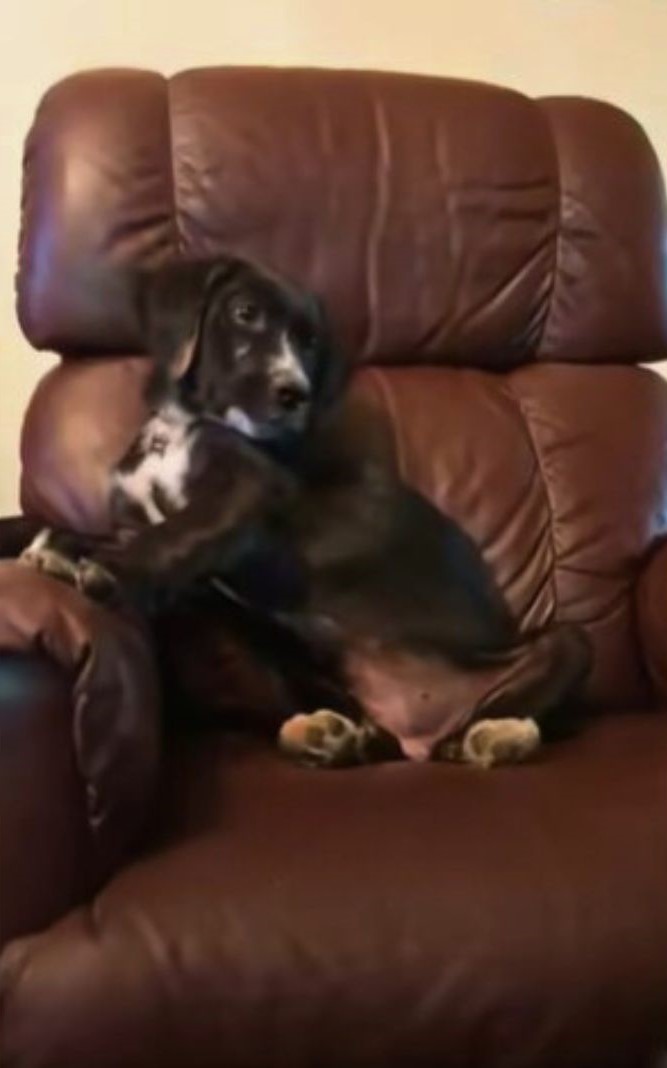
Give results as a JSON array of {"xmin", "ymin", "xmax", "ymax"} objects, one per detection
[
  {"xmin": 278, "ymin": 709, "xmax": 364, "ymax": 768},
  {"xmin": 461, "ymin": 717, "xmax": 541, "ymax": 769}
]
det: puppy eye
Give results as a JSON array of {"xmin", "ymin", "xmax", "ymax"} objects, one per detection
[
  {"xmin": 299, "ymin": 327, "xmax": 317, "ymax": 351},
  {"xmin": 229, "ymin": 297, "xmax": 263, "ymax": 328}
]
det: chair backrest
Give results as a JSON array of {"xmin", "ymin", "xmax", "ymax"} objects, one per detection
[
  {"xmin": 15, "ymin": 67, "xmax": 667, "ymax": 707},
  {"xmin": 18, "ymin": 67, "xmax": 667, "ymax": 366}
]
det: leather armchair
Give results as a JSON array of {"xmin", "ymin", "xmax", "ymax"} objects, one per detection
[{"xmin": 1, "ymin": 68, "xmax": 666, "ymax": 1068}]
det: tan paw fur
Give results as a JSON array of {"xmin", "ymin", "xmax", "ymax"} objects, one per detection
[
  {"xmin": 19, "ymin": 530, "xmax": 79, "ymax": 584},
  {"xmin": 460, "ymin": 717, "xmax": 541, "ymax": 769},
  {"xmin": 278, "ymin": 709, "xmax": 364, "ymax": 768}
]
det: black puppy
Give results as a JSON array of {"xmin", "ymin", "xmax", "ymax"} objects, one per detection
[{"xmin": 22, "ymin": 257, "xmax": 591, "ymax": 768}]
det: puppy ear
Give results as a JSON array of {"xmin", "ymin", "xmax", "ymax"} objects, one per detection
[
  {"xmin": 135, "ymin": 259, "xmax": 236, "ymax": 383},
  {"xmin": 310, "ymin": 297, "xmax": 347, "ymax": 414}
]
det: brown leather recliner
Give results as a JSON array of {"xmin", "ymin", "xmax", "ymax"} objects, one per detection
[{"xmin": 1, "ymin": 68, "xmax": 666, "ymax": 1068}]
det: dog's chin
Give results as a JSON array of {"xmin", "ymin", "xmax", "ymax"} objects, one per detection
[{"xmin": 212, "ymin": 405, "xmax": 308, "ymax": 441}]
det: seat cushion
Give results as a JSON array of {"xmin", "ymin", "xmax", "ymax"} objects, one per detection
[{"xmin": 2, "ymin": 713, "xmax": 666, "ymax": 1068}]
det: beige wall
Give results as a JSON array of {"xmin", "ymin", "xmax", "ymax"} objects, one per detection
[{"xmin": 1, "ymin": 0, "xmax": 666, "ymax": 512}]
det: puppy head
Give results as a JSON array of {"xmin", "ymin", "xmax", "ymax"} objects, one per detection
[{"xmin": 138, "ymin": 257, "xmax": 343, "ymax": 440}]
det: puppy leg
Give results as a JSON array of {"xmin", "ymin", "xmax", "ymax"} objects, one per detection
[
  {"xmin": 19, "ymin": 529, "xmax": 119, "ymax": 603},
  {"xmin": 278, "ymin": 710, "xmax": 382, "ymax": 768},
  {"xmin": 437, "ymin": 623, "xmax": 590, "ymax": 769},
  {"xmin": 75, "ymin": 557, "xmax": 119, "ymax": 602},
  {"xmin": 439, "ymin": 718, "xmax": 541, "ymax": 769},
  {"xmin": 18, "ymin": 529, "xmax": 81, "ymax": 585},
  {"xmin": 476, "ymin": 623, "xmax": 591, "ymax": 734}
]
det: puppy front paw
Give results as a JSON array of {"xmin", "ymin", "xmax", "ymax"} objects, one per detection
[
  {"xmin": 278, "ymin": 709, "xmax": 364, "ymax": 768},
  {"xmin": 19, "ymin": 530, "xmax": 119, "ymax": 604},
  {"xmin": 18, "ymin": 529, "xmax": 80, "ymax": 585},
  {"xmin": 75, "ymin": 558, "xmax": 118, "ymax": 602},
  {"xmin": 460, "ymin": 717, "xmax": 541, "ymax": 769}
]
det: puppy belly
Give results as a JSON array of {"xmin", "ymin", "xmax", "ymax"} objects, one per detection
[
  {"xmin": 342, "ymin": 645, "xmax": 476, "ymax": 761},
  {"xmin": 342, "ymin": 640, "xmax": 545, "ymax": 762}
]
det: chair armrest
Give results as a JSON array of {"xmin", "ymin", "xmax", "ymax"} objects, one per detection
[
  {"xmin": 636, "ymin": 540, "xmax": 667, "ymax": 702},
  {"xmin": 0, "ymin": 562, "xmax": 161, "ymax": 939},
  {"xmin": 0, "ymin": 653, "xmax": 94, "ymax": 944}
]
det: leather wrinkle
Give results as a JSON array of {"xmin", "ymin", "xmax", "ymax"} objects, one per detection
[
  {"xmin": 536, "ymin": 104, "xmax": 564, "ymax": 358},
  {"xmin": 362, "ymin": 89, "xmax": 392, "ymax": 361},
  {"xmin": 446, "ymin": 234, "xmax": 547, "ymax": 354},
  {"xmin": 566, "ymin": 193, "xmax": 640, "ymax": 277},
  {"xmin": 365, "ymin": 367, "xmax": 407, "ymax": 482},
  {"xmin": 503, "ymin": 374, "xmax": 559, "ymax": 617},
  {"xmin": 165, "ymin": 77, "xmax": 183, "ymax": 256},
  {"xmin": 431, "ymin": 115, "xmax": 458, "ymax": 358},
  {"xmin": 513, "ymin": 556, "xmax": 554, "ymax": 632}
]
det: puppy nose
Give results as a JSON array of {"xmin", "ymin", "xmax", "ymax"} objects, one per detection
[{"xmin": 276, "ymin": 382, "xmax": 310, "ymax": 411}]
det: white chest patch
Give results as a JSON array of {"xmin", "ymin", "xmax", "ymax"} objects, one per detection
[{"xmin": 114, "ymin": 403, "xmax": 195, "ymax": 525}]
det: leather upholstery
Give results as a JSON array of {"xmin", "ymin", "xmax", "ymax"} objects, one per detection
[
  {"xmin": 20, "ymin": 356, "xmax": 150, "ymax": 534},
  {"xmin": 637, "ymin": 540, "xmax": 667, "ymax": 700},
  {"xmin": 0, "ymin": 653, "xmax": 91, "ymax": 945},
  {"xmin": 18, "ymin": 69, "xmax": 667, "ymax": 366},
  {"xmin": 0, "ymin": 563, "xmax": 161, "ymax": 871},
  {"xmin": 2, "ymin": 719, "xmax": 666, "ymax": 1068},
  {"xmin": 20, "ymin": 356, "xmax": 667, "ymax": 710},
  {"xmin": 3, "ymin": 67, "xmax": 667, "ymax": 1067}
]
